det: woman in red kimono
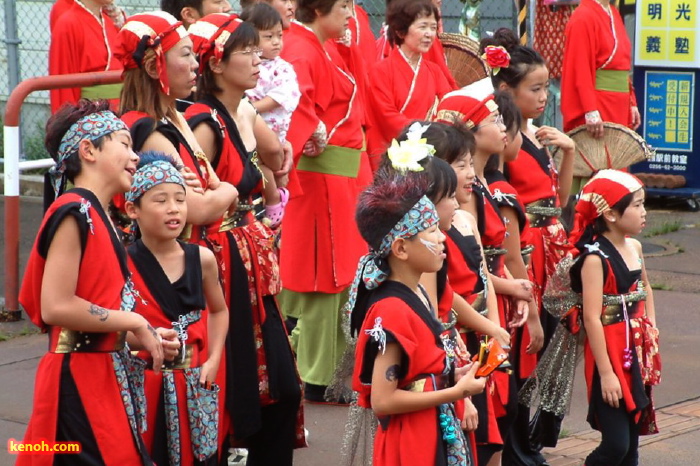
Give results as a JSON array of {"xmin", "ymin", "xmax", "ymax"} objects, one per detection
[
  {"xmin": 18, "ymin": 100, "xmax": 162, "ymax": 465},
  {"xmin": 482, "ymin": 28, "xmax": 575, "ymax": 465},
  {"xmin": 124, "ymin": 153, "xmax": 229, "ymax": 466},
  {"xmin": 349, "ymin": 171, "xmax": 485, "ymax": 466},
  {"xmin": 49, "ymin": 0, "xmax": 123, "ymax": 113},
  {"xmin": 278, "ymin": 0, "xmax": 373, "ymax": 402},
  {"xmin": 365, "ymin": 0, "xmax": 453, "ymax": 167},
  {"xmin": 569, "ymin": 170, "xmax": 659, "ymax": 465},
  {"xmin": 561, "ymin": 0, "xmax": 640, "ymax": 136},
  {"xmin": 185, "ymin": 14, "xmax": 304, "ymax": 464}
]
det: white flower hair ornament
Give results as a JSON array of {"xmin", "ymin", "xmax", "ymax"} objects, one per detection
[{"xmin": 387, "ymin": 122, "xmax": 436, "ymax": 172}]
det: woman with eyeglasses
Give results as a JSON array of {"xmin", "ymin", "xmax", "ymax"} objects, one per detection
[
  {"xmin": 365, "ymin": 0, "xmax": 453, "ymax": 170},
  {"xmin": 277, "ymin": 0, "xmax": 373, "ymax": 404},
  {"xmin": 184, "ymin": 13, "xmax": 304, "ymax": 466}
]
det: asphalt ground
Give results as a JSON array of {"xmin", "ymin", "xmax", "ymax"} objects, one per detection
[{"xmin": 2, "ymin": 195, "xmax": 700, "ymax": 465}]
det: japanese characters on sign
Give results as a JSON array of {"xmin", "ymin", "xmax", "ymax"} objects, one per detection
[
  {"xmin": 643, "ymin": 71, "xmax": 694, "ymax": 155},
  {"xmin": 636, "ymin": 0, "xmax": 698, "ymax": 67}
]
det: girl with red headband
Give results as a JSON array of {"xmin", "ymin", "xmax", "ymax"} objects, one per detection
[
  {"xmin": 114, "ymin": 11, "xmax": 239, "ymax": 248},
  {"xmin": 571, "ymin": 170, "xmax": 659, "ymax": 465},
  {"xmin": 185, "ymin": 12, "xmax": 304, "ymax": 465}
]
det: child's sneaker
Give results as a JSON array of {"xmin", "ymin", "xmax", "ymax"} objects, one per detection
[{"xmin": 264, "ymin": 187, "xmax": 289, "ymax": 229}]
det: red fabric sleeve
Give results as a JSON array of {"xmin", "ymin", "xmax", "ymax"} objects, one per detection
[
  {"xmin": 49, "ymin": 22, "xmax": 82, "ymax": 114},
  {"xmin": 562, "ymin": 10, "xmax": 600, "ymax": 121}
]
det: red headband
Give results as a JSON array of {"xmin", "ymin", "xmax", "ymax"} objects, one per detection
[
  {"xmin": 570, "ymin": 169, "xmax": 644, "ymax": 245},
  {"xmin": 189, "ymin": 13, "xmax": 243, "ymax": 75},
  {"xmin": 115, "ymin": 11, "xmax": 188, "ymax": 95},
  {"xmin": 434, "ymin": 84, "xmax": 498, "ymax": 129}
]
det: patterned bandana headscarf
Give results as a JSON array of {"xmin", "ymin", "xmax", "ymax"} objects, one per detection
[
  {"xmin": 570, "ymin": 169, "xmax": 644, "ymax": 246},
  {"xmin": 345, "ymin": 195, "xmax": 440, "ymax": 318},
  {"xmin": 115, "ymin": 11, "xmax": 189, "ymax": 95},
  {"xmin": 126, "ymin": 159, "xmax": 186, "ymax": 202},
  {"xmin": 434, "ymin": 78, "xmax": 497, "ymax": 129},
  {"xmin": 50, "ymin": 110, "xmax": 127, "ymax": 197},
  {"xmin": 189, "ymin": 13, "xmax": 243, "ymax": 74}
]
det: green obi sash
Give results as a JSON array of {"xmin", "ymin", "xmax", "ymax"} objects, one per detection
[
  {"xmin": 296, "ymin": 144, "xmax": 362, "ymax": 178},
  {"xmin": 595, "ymin": 69, "xmax": 629, "ymax": 93},
  {"xmin": 80, "ymin": 83, "xmax": 123, "ymax": 100}
]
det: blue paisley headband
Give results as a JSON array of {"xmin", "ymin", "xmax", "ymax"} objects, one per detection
[
  {"xmin": 344, "ymin": 195, "xmax": 439, "ymax": 318},
  {"xmin": 126, "ymin": 159, "xmax": 186, "ymax": 202},
  {"xmin": 50, "ymin": 110, "xmax": 128, "ymax": 196}
]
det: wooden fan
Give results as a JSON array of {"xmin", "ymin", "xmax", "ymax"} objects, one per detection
[
  {"xmin": 551, "ymin": 122, "xmax": 655, "ymax": 177},
  {"xmin": 439, "ymin": 33, "xmax": 490, "ymax": 88}
]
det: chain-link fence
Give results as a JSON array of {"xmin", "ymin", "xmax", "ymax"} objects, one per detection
[{"xmin": 0, "ymin": 0, "xmax": 519, "ymax": 161}]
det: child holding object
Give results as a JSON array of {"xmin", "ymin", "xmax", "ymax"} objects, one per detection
[
  {"xmin": 124, "ymin": 152, "xmax": 229, "ymax": 465},
  {"xmin": 348, "ymin": 147, "xmax": 486, "ymax": 465},
  {"xmin": 18, "ymin": 99, "xmax": 163, "ymax": 465}
]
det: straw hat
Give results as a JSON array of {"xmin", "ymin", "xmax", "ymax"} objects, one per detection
[{"xmin": 439, "ymin": 33, "xmax": 490, "ymax": 88}]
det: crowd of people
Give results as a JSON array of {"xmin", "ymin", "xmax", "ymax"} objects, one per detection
[{"xmin": 17, "ymin": 0, "xmax": 660, "ymax": 465}]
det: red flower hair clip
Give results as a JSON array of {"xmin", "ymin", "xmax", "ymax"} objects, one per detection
[{"xmin": 481, "ymin": 45, "xmax": 511, "ymax": 75}]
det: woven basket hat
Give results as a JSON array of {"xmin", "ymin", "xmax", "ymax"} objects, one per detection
[
  {"xmin": 551, "ymin": 122, "xmax": 655, "ymax": 177},
  {"xmin": 439, "ymin": 32, "xmax": 490, "ymax": 88}
]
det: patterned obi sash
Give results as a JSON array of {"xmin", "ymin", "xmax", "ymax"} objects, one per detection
[
  {"xmin": 525, "ymin": 196, "xmax": 561, "ymax": 228},
  {"xmin": 215, "ymin": 195, "xmax": 263, "ymax": 233}
]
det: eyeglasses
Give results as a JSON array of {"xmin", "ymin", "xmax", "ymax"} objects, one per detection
[
  {"xmin": 478, "ymin": 114, "xmax": 504, "ymax": 128},
  {"xmin": 231, "ymin": 47, "xmax": 263, "ymax": 58}
]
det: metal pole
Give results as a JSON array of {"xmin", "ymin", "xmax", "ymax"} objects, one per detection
[{"xmin": 3, "ymin": 0, "xmax": 21, "ymax": 92}]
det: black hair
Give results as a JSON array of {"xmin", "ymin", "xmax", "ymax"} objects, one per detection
[
  {"xmin": 480, "ymin": 28, "xmax": 546, "ymax": 90},
  {"xmin": 240, "ymin": 2, "xmax": 283, "ymax": 30},
  {"xmin": 161, "ymin": 0, "xmax": 204, "ymax": 19},
  {"xmin": 196, "ymin": 21, "xmax": 259, "ymax": 98},
  {"xmin": 296, "ymin": 0, "xmax": 338, "ymax": 23}
]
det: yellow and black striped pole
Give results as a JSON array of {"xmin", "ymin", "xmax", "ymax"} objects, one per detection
[{"xmin": 518, "ymin": 0, "xmax": 528, "ymax": 45}]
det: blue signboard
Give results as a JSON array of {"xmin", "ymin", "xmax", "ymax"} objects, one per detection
[{"xmin": 643, "ymin": 70, "xmax": 694, "ymax": 152}]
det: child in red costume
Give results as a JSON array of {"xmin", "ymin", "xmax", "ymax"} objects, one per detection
[
  {"xmin": 348, "ymin": 167, "xmax": 486, "ymax": 465},
  {"xmin": 570, "ymin": 170, "xmax": 660, "ymax": 465},
  {"xmin": 18, "ymin": 99, "xmax": 163, "ymax": 465}
]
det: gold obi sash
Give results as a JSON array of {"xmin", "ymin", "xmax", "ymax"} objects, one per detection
[
  {"xmin": 51, "ymin": 329, "xmax": 126, "ymax": 353},
  {"xmin": 460, "ymin": 290, "xmax": 487, "ymax": 334},
  {"xmin": 403, "ymin": 373, "xmax": 451, "ymax": 392},
  {"xmin": 595, "ymin": 69, "xmax": 630, "ymax": 93},
  {"xmin": 296, "ymin": 145, "xmax": 362, "ymax": 178},
  {"xmin": 483, "ymin": 246, "xmax": 507, "ymax": 274},
  {"xmin": 525, "ymin": 197, "xmax": 561, "ymax": 228},
  {"xmin": 521, "ymin": 244, "xmax": 535, "ymax": 267},
  {"xmin": 162, "ymin": 344, "xmax": 197, "ymax": 370},
  {"xmin": 217, "ymin": 196, "xmax": 263, "ymax": 233}
]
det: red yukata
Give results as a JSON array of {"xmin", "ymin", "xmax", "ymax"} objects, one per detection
[
  {"xmin": 353, "ymin": 281, "xmax": 467, "ymax": 465},
  {"xmin": 49, "ymin": 2, "xmax": 122, "ymax": 113},
  {"xmin": 18, "ymin": 189, "xmax": 151, "ymax": 465},
  {"xmin": 185, "ymin": 96, "xmax": 305, "ymax": 459},
  {"xmin": 128, "ymin": 240, "xmax": 218, "ymax": 466},
  {"xmin": 561, "ymin": 0, "xmax": 637, "ymax": 131},
  {"xmin": 505, "ymin": 136, "xmax": 571, "ymax": 343},
  {"xmin": 49, "ymin": 0, "xmax": 74, "ymax": 32},
  {"xmin": 280, "ymin": 21, "xmax": 372, "ymax": 293},
  {"xmin": 570, "ymin": 236, "xmax": 660, "ymax": 434},
  {"xmin": 366, "ymin": 47, "xmax": 452, "ymax": 163}
]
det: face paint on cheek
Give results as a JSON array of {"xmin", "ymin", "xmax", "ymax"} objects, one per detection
[{"xmin": 419, "ymin": 237, "xmax": 440, "ymax": 255}]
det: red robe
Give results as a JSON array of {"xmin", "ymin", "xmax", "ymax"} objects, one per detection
[
  {"xmin": 49, "ymin": 0, "xmax": 74, "ymax": 32},
  {"xmin": 352, "ymin": 4, "xmax": 377, "ymax": 67},
  {"xmin": 376, "ymin": 24, "xmax": 458, "ymax": 90},
  {"xmin": 127, "ymin": 240, "xmax": 212, "ymax": 465},
  {"xmin": 561, "ymin": 0, "xmax": 637, "ymax": 131},
  {"xmin": 18, "ymin": 189, "xmax": 149, "ymax": 465},
  {"xmin": 571, "ymin": 236, "xmax": 658, "ymax": 433},
  {"xmin": 280, "ymin": 21, "xmax": 372, "ymax": 293},
  {"xmin": 366, "ymin": 47, "xmax": 452, "ymax": 162},
  {"xmin": 49, "ymin": 2, "xmax": 122, "ymax": 113},
  {"xmin": 185, "ymin": 96, "xmax": 306, "ymax": 450},
  {"xmin": 353, "ymin": 281, "xmax": 462, "ymax": 465}
]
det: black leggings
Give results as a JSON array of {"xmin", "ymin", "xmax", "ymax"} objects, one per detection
[{"xmin": 585, "ymin": 381, "xmax": 640, "ymax": 466}]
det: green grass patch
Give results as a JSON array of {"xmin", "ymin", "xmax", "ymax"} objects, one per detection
[{"xmin": 643, "ymin": 220, "xmax": 682, "ymax": 238}]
